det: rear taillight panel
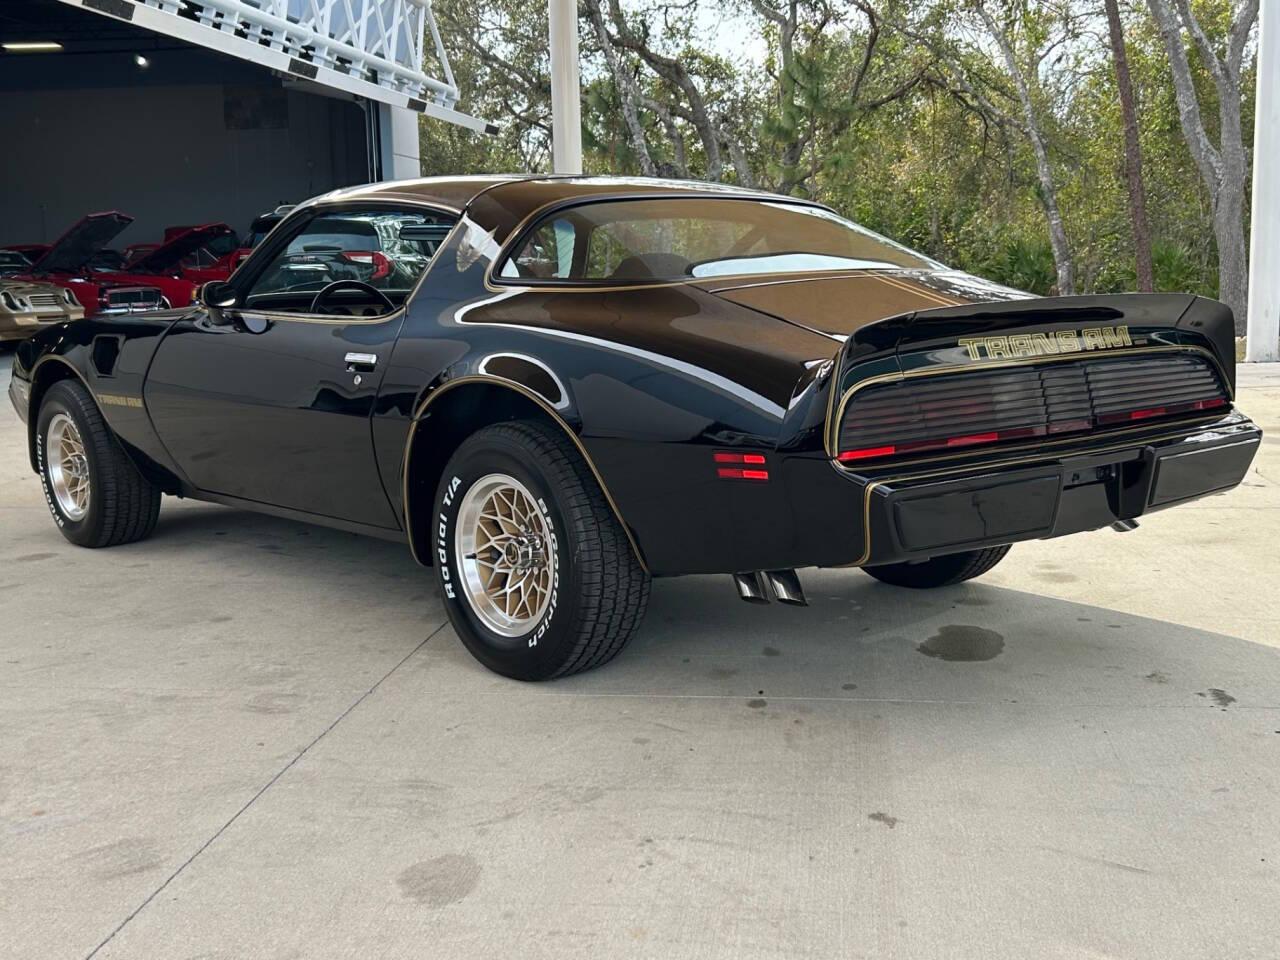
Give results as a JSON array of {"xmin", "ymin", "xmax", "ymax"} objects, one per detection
[{"xmin": 836, "ymin": 354, "xmax": 1228, "ymax": 464}]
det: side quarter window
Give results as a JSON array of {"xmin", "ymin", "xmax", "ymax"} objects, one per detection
[{"xmin": 500, "ymin": 218, "xmax": 576, "ymax": 279}]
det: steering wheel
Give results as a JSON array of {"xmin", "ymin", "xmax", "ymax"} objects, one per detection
[{"xmin": 309, "ymin": 279, "xmax": 395, "ymax": 316}]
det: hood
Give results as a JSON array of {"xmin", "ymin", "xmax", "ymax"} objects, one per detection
[
  {"xmin": 129, "ymin": 223, "xmax": 234, "ymax": 275},
  {"xmin": 699, "ymin": 268, "xmax": 1029, "ymax": 340},
  {"xmin": 0, "ymin": 278, "xmax": 75, "ymax": 299},
  {"xmin": 33, "ymin": 212, "xmax": 133, "ymax": 274}
]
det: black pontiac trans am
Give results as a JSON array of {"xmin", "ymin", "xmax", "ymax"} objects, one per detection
[{"xmin": 7, "ymin": 176, "xmax": 1262, "ymax": 679}]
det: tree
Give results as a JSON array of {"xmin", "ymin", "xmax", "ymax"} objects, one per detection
[
  {"xmin": 1144, "ymin": 0, "xmax": 1258, "ymax": 330},
  {"xmin": 1103, "ymin": 0, "xmax": 1154, "ymax": 291},
  {"xmin": 971, "ymin": 0, "xmax": 1075, "ymax": 295}
]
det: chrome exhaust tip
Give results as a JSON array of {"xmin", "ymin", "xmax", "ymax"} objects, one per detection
[
  {"xmin": 732, "ymin": 571, "xmax": 770, "ymax": 604},
  {"xmin": 1111, "ymin": 519, "xmax": 1140, "ymax": 532},
  {"xmin": 763, "ymin": 569, "xmax": 808, "ymax": 606}
]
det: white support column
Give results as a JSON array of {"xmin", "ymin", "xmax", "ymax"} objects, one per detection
[
  {"xmin": 1247, "ymin": 0, "xmax": 1279, "ymax": 362},
  {"xmin": 377, "ymin": 102, "xmax": 422, "ymax": 180},
  {"xmin": 548, "ymin": 0, "xmax": 583, "ymax": 174}
]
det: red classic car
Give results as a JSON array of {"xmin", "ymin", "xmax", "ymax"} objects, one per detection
[
  {"xmin": 21, "ymin": 213, "xmax": 237, "ymax": 314},
  {"xmin": 125, "ymin": 224, "xmax": 251, "ymax": 283},
  {"xmin": 17, "ymin": 215, "xmax": 167, "ymax": 317}
]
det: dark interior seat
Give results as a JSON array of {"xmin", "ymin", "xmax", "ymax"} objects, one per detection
[{"xmin": 608, "ymin": 252, "xmax": 691, "ymax": 280}]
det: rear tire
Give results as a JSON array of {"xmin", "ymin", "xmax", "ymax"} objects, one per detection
[
  {"xmin": 862, "ymin": 545, "xmax": 1010, "ymax": 589},
  {"xmin": 432, "ymin": 420, "xmax": 650, "ymax": 680},
  {"xmin": 36, "ymin": 379, "xmax": 161, "ymax": 548}
]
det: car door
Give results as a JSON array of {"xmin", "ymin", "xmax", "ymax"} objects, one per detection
[{"xmin": 144, "ymin": 203, "xmax": 455, "ymax": 528}]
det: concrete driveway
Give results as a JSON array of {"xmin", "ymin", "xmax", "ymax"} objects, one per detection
[{"xmin": 2, "ymin": 351, "xmax": 1278, "ymax": 960}]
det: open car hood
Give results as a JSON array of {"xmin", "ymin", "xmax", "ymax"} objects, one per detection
[
  {"xmin": 129, "ymin": 223, "xmax": 234, "ymax": 275},
  {"xmin": 33, "ymin": 211, "xmax": 133, "ymax": 274}
]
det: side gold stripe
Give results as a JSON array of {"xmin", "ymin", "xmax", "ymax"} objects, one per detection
[{"xmin": 400, "ymin": 374, "xmax": 650, "ymax": 574}]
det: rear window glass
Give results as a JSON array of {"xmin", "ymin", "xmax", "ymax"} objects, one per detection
[{"xmin": 498, "ymin": 197, "xmax": 942, "ymax": 282}]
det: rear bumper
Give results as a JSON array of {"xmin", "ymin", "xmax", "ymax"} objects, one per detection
[{"xmin": 854, "ymin": 414, "xmax": 1260, "ymax": 566}]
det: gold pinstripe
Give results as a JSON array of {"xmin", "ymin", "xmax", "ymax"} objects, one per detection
[{"xmin": 400, "ymin": 375, "xmax": 649, "ymax": 574}]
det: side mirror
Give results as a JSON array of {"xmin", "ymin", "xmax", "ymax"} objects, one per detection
[{"xmin": 199, "ymin": 280, "xmax": 236, "ymax": 325}]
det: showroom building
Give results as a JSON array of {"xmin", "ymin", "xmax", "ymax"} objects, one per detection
[{"xmin": 0, "ymin": 0, "xmax": 487, "ymax": 250}]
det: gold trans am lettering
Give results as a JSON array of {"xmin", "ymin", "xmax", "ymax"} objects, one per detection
[
  {"xmin": 957, "ymin": 325, "xmax": 1131, "ymax": 361},
  {"xmin": 97, "ymin": 393, "xmax": 144, "ymax": 409}
]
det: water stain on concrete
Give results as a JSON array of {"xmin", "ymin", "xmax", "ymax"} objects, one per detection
[
  {"xmin": 79, "ymin": 837, "xmax": 163, "ymax": 881},
  {"xmin": 15, "ymin": 553, "xmax": 55, "ymax": 562},
  {"xmin": 954, "ymin": 596, "xmax": 991, "ymax": 607},
  {"xmin": 1037, "ymin": 571, "xmax": 1080, "ymax": 584},
  {"xmin": 868, "ymin": 812, "xmax": 898, "ymax": 829},
  {"xmin": 707, "ymin": 667, "xmax": 739, "ymax": 679},
  {"xmin": 762, "ymin": 645, "xmax": 781, "ymax": 657},
  {"xmin": 243, "ymin": 692, "xmax": 304, "ymax": 715},
  {"xmin": 918, "ymin": 625, "xmax": 1004, "ymax": 662},
  {"xmin": 1199, "ymin": 688, "xmax": 1237, "ymax": 708},
  {"xmin": 396, "ymin": 854, "xmax": 481, "ymax": 907},
  {"xmin": 747, "ymin": 699, "xmax": 767, "ymax": 709},
  {"xmin": 841, "ymin": 683, "xmax": 857, "ymax": 691},
  {"xmin": 1144, "ymin": 671, "xmax": 1170, "ymax": 684}
]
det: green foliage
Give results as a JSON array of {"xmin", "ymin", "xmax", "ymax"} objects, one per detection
[{"xmin": 429, "ymin": 0, "xmax": 1255, "ymax": 301}]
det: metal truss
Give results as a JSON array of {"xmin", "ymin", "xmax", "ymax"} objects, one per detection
[{"xmin": 56, "ymin": 0, "xmax": 492, "ymax": 131}]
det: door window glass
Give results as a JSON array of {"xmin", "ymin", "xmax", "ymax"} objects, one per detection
[{"xmin": 243, "ymin": 208, "xmax": 455, "ymax": 313}]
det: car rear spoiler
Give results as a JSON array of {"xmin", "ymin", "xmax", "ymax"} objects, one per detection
[
  {"xmin": 898, "ymin": 294, "xmax": 1235, "ymax": 393},
  {"xmin": 838, "ymin": 293, "xmax": 1236, "ymax": 397}
]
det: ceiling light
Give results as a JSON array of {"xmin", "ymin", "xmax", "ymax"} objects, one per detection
[
  {"xmin": 134, "ymin": 54, "xmax": 149, "ymax": 68},
  {"xmin": 2, "ymin": 41, "xmax": 64, "ymax": 53}
]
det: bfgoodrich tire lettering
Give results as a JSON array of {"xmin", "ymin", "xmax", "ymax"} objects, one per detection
[
  {"xmin": 36, "ymin": 379, "xmax": 161, "ymax": 548},
  {"xmin": 862, "ymin": 544, "xmax": 1011, "ymax": 589},
  {"xmin": 432, "ymin": 420, "xmax": 650, "ymax": 680}
]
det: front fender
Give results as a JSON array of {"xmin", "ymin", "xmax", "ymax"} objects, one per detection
[{"xmin": 15, "ymin": 312, "xmax": 187, "ymax": 489}]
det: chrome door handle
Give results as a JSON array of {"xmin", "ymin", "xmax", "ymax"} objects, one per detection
[{"xmin": 344, "ymin": 352, "xmax": 378, "ymax": 371}]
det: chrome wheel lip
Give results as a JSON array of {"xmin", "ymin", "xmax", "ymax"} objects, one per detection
[
  {"xmin": 46, "ymin": 412, "xmax": 90, "ymax": 521},
  {"xmin": 455, "ymin": 473, "xmax": 557, "ymax": 639}
]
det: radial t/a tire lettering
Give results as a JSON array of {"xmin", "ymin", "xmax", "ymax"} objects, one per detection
[
  {"xmin": 432, "ymin": 420, "xmax": 650, "ymax": 680},
  {"xmin": 35, "ymin": 379, "xmax": 161, "ymax": 548}
]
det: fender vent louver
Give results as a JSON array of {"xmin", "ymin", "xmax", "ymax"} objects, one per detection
[{"xmin": 91, "ymin": 336, "xmax": 122, "ymax": 377}]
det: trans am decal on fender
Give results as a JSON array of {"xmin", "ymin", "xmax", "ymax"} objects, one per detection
[{"xmin": 7, "ymin": 176, "xmax": 1262, "ymax": 680}]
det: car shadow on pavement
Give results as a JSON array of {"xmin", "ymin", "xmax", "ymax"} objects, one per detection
[{"xmin": 138, "ymin": 500, "xmax": 1278, "ymax": 713}]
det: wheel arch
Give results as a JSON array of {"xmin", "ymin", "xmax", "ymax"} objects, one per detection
[
  {"xmin": 25, "ymin": 356, "xmax": 90, "ymax": 473},
  {"xmin": 401, "ymin": 375, "xmax": 649, "ymax": 573}
]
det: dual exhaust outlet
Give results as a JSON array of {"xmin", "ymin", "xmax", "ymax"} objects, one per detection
[
  {"xmin": 733, "ymin": 521, "xmax": 1139, "ymax": 606},
  {"xmin": 732, "ymin": 569, "xmax": 807, "ymax": 606}
]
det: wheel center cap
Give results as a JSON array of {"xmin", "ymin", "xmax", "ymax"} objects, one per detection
[{"xmin": 504, "ymin": 535, "xmax": 544, "ymax": 571}]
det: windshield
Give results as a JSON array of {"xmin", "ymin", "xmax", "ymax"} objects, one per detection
[{"xmin": 498, "ymin": 197, "xmax": 943, "ymax": 282}]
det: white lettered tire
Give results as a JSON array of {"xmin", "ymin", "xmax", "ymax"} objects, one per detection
[
  {"xmin": 36, "ymin": 379, "xmax": 161, "ymax": 548},
  {"xmin": 432, "ymin": 420, "xmax": 650, "ymax": 680}
]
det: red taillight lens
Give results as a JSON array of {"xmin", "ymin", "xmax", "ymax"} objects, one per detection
[
  {"xmin": 341, "ymin": 250, "xmax": 392, "ymax": 281},
  {"xmin": 837, "ymin": 357, "xmax": 1230, "ymax": 465},
  {"xmin": 837, "ymin": 445, "xmax": 896, "ymax": 462},
  {"xmin": 717, "ymin": 467, "xmax": 769, "ymax": 481}
]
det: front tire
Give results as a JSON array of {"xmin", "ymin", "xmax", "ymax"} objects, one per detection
[
  {"xmin": 432, "ymin": 420, "xmax": 650, "ymax": 680},
  {"xmin": 862, "ymin": 545, "xmax": 1010, "ymax": 589},
  {"xmin": 36, "ymin": 379, "xmax": 161, "ymax": 547}
]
